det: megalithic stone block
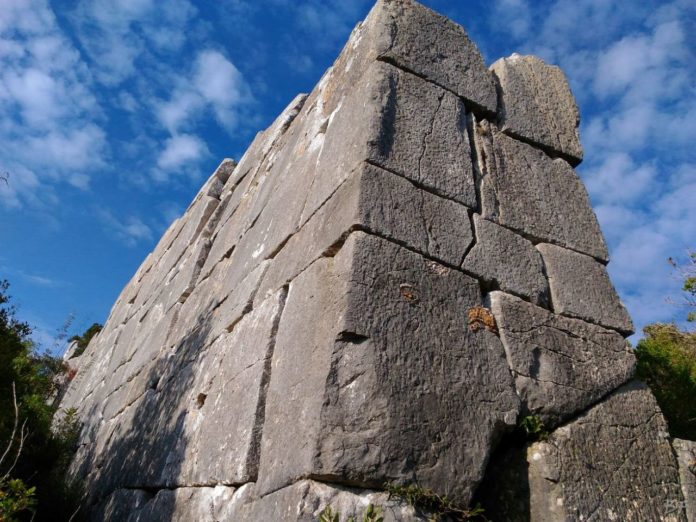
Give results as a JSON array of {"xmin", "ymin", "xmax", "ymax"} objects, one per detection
[
  {"xmin": 673, "ymin": 439, "xmax": 696, "ymax": 521},
  {"xmin": 491, "ymin": 54, "xmax": 583, "ymax": 165},
  {"xmin": 257, "ymin": 232, "xmax": 519, "ymax": 504},
  {"xmin": 478, "ymin": 382, "xmax": 687, "ymax": 522}
]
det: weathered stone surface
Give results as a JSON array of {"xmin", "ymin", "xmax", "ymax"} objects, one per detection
[
  {"xmin": 131, "ymin": 486, "xmax": 238, "ymax": 522},
  {"xmin": 57, "ymin": 1, "xmax": 654, "ymax": 520},
  {"xmin": 258, "ymin": 232, "xmax": 519, "ymax": 504},
  {"xmin": 464, "ymin": 215, "xmax": 549, "ymax": 305},
  {"xmin": 525, "ymin": 382, "xmax": 685, "ymax": 521},
  {"xmin": 306, "ymin": 59, "xmax": 477, "ymax": 219},
  {"xmin": 365, "ymin": 0, "xmax": 497, "ymax": 113},
  {"xmin": 538, "ymin": 243, "xmax": 634, "ymax": 334},
  {"xmin": 674, "ymin": 438, "xmax": 696, "ymax": 522},
  {"xmin": 491, "ymin": 54, "xmax": 583, "ymax": 165},
  {"xmin": 255, "ymin": 162, "xmax": 473, "ymax": 306},
  {"xmin": 473, "ymin": 121, "xmax": 609, "ymax": 261},
  {"xmin": 489, "ymin": 291, "xmax": 635, "ymax": 426},
  {"xmin": 235, "ymin": 480, "xmax": 427, "ymax": 521}
]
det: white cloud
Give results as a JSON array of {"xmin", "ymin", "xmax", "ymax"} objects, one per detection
[
  {"xmin": 98, "ymin": 209, "xmax": 154, "ymax": 247},
  {"xmin": 0, "ymin": 0, "xmax": 106, "ymax": 209},
  {"xmin": 156, "ymin": 134, "xmax": 209, "ymax": 172},
  {"xmin": 156, "ymin": 50, "xmax": 251, "ymax": 134},
  {"xmin": 491, "ymin": 0, "xmax": 532, "ymax": 40}
]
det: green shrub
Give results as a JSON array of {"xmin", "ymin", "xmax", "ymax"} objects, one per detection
[
  {"xmin": 636, "ymin": 323, "xmax": 696, "ymax": 440},
  {"xmin": 68, "ymin": 323, "xmax": 102, "ymax": 358}
]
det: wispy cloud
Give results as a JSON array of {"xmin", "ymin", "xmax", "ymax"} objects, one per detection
[
  {"xmin": 97, "ymin": 209, "xmax": 154, "ymax": 247},
  {"xmin": 0, "ymin": 0, "xmax": 107, "ymax": 209}
]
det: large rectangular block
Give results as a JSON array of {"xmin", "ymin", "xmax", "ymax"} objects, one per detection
[
  {"xmin": 489, "ymin": 291, "xmax": 635, "ymax": 426},
  {"xmin": 257, "ymin": 232, "xmax": 519, "ymax": 505},
  {"xmin": 474, "ymin": 122, "xmax": 608, "ymax": 261}
]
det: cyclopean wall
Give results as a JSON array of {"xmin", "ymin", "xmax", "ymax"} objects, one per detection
[{"xmin": 58, "ymin": 1, "xmax": 691, "ymax": 520}]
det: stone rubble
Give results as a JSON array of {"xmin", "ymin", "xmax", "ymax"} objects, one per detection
[{"xmin": 57, "ymin": 0, "xmax": 690, "ymax": 520}]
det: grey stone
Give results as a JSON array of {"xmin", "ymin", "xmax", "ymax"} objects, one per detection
[
  {"xmin": 538, "ymin": 243, "xmax": 634, "ymax": 334},
  {"xmin": 257, "ymin": 232, "xmax": 519, "ymax": 504},
  {"xmin": 525, "ymin": 382, "xmax": 685, "ymax": 522},
  {"xmin": 306, "ymin": 60, "xmax": 477, "ymax": 220},
  {"xmin": 364, "ymin": 0, "xmax": 497, "ymax": 113},
  {"xmin": 489, "ymin": 291, "xmax": 635, "ymax": 427},
  {"xmin": 473, "ymin": 121, "xmax": 609, "ymax": 261},
  {"xmin": 235, "ymin": 480, "xmax": 428, "ymax": 521},
  {"xmin": 130, "ymin": 486, "xmax": 238, "ymax": 522},
  {"xmin": 464, "ymin": 215, "xmax": 549, "ymax": 305},
  {"xmin": 674, "ymin": 438, "xmax": 696, "ymax": 521},
  {"xmin": 491, "ymin": 54, "xmax": 583, "ymax": 165},
  {"xmin": 255, "ymin": 162, "xmax": 473, "ymax": 306}
]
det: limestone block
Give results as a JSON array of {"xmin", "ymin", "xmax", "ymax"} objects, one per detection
[
  {"xmin": 130, "ymin": 486, "xmax": 238, "ymax": 522},
  {"xmin": 255, "ymin": 162, "xmax": 473, "ymax": 306},
  {"xmin": 538, "ymin": 243, "xmax": 634, "ymax": 334},
  {"xmin": 489, "ymin": 291, "xmax": 635, "ymax": 426},
  {"xmin": 363, "ymin": 0, "xmax": 497, "ymax": 113},
  {"xmin": 306, "ymin": 60, "xmax": 476, "ymax": 220},
  {"xmin": 524, "ymin": 382, "xmax": 685, "ymax": 521},
  {"xmin": 463, "ymin": 215, "xmax": 549, "ymax": 305},
  {"xmin": 235, "ymin": 480, "xmax": 427, "ymax": 521},
  {"xmin": 177, "ymin": 289, "xmax": 286, "ymax": 486},
  {"xmin": 257, "ymin": 232, "xmax": 519, "ymax": 504},
  {"xmin": 674, "ymin": 438, "xmax": 696, "ymax": 521},
  {"xmin": 491, "ymin": 54, "xmax": 583, "ymax": 165},
  {"xmin": 474, "ymin": 123, "xmax": 608, "ymax": 261}
]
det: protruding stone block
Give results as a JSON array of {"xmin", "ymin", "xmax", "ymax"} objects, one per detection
[
  {"xmin": 464, "ymin": 215, "xmax": 549, "ymax": 305},
  {"xmin": 258, "ymin": 232, "xmax": 519, "ymax": 504},
  {"xmin": 473, "ymin": 122, "xmax": 608, "ymax": 261},
  {"xmin": 538, "ymin": 243, "xmax": 634, "ymax": 334},
  {"xmin": 491, "ymin": 54, "xmax": 583, "ymax": 165},
  {"xmin": 479, "ymin": 382, "xmax": 686, "ymax": 522},
  {"xmin": 363, "ymin": 0, "xmax": 497, "ymax": 113},
  {"xmin": 673, "ymin": 438, "xmax": 696, "ymax": 521},
  {"xmin": 489, "ymin": 291, "xmax": 635, "ymax": 426}
]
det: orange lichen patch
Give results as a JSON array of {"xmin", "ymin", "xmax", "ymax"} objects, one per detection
[
  {"xmin": 399, "ymin": 283, "xmax": 419, "ymax": 303},
  {"xmin": 468, "ymin": 306, "xmax": 498, "ymax": 334}
]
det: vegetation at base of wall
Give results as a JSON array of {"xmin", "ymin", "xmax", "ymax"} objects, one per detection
[
  {"xmin": 68, "ymin": 323, "xmax": 103, "ymax": 358},
  {"xmin": 385, "ymin": 483, "xmax": 487, "ymax": 521},
  {"xmin": 636, "ymin": 323, "xmax": 696, "ymax": 441},
  {"xmin": 319, "ymin": 503, "xmax": 383, "ymax": 522},
  {"xmin": 0, "ymin": 280, "xmax": 83, "ymax": 521}
]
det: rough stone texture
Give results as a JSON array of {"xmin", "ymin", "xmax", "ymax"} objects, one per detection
[
  {"xmin": 257, "ymin": 232, "xmax": 519, "ymax": 504},
  {"xmin": 674, "ymin": 438, "xmax": 696, "ymax": 521},
  {"xmin": 473, "ymin": 120, "xmax": 609, "ymax": 261},
  {"xmin": 478, "ymin": 382, "xmax": 686, "ymax": 522},
  {"xmin": 489, "ymin": 291, "xmax": 635, "ymax": 427},
  {"xmin": 538, "ymin": 242, "xmax": 634, "ymax": 334},
  {"xmin": 464, "ymin": 215, "xmax": 549, "ymax": 305},
  {"xmin": 363, "ymin": 0, "xmax": 497, "ymax": 113},
  {"xmin": 54, "ymin": 1, "xmax": 679, "ymax": 520},
  {"xmin": 234, "ymin": 480, "xmax": 428, "ymax": 521},
  {"xmin": 491, "ymin": 54, "xmax": 583, "ymax": 165}
]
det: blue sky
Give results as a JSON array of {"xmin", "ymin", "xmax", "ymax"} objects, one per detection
[{"xmin": 0, "ymin": 0, "xmax": 694, "ymax": 350}]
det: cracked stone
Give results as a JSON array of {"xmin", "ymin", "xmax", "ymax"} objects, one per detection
[
  {"xmin": 491, "ymin": 54, "xmax": 583, "ymax": 165},
  {"xmin": 538, "ymin": 243, "xmax": 634, "ymax": 335},
  {"xmin": 673, "ymin": 438, "xmax": 696, "ymax": 522},
  {"xmin": 473, "ymin": 122, "xmax": 608, "ymax": 261},
  {"xmin": 489, "ymin": 291, "xmax": 635, "ymax": 427},
  {"xmin": 463, "ymin": 215, "xmax": 549, "ymax": 306},
  {"xmin": 257, "ymin": 232, "xmax": 519, "ymax": 504}
]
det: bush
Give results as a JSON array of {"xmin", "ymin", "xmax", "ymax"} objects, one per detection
[
  {"xmin": 636, "ymin": 323, "xmax": 696, "ymax": 440},
  {"xmin": 0, "ymin": 280, "xmax": 83, "ymax": 521},
  {"xmin": 68, "ymin": 323, "xmax": 102, "ymax": 358}
]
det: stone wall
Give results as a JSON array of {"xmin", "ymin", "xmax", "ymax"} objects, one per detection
[{"xmin": 58, "ymin": 0, "xmax": 691, "ymax": 520}]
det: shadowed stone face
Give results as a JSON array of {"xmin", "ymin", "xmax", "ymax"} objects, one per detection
[{"xmin": 56, "ymin": 0, "xmax": 689, "ymax": 520}]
